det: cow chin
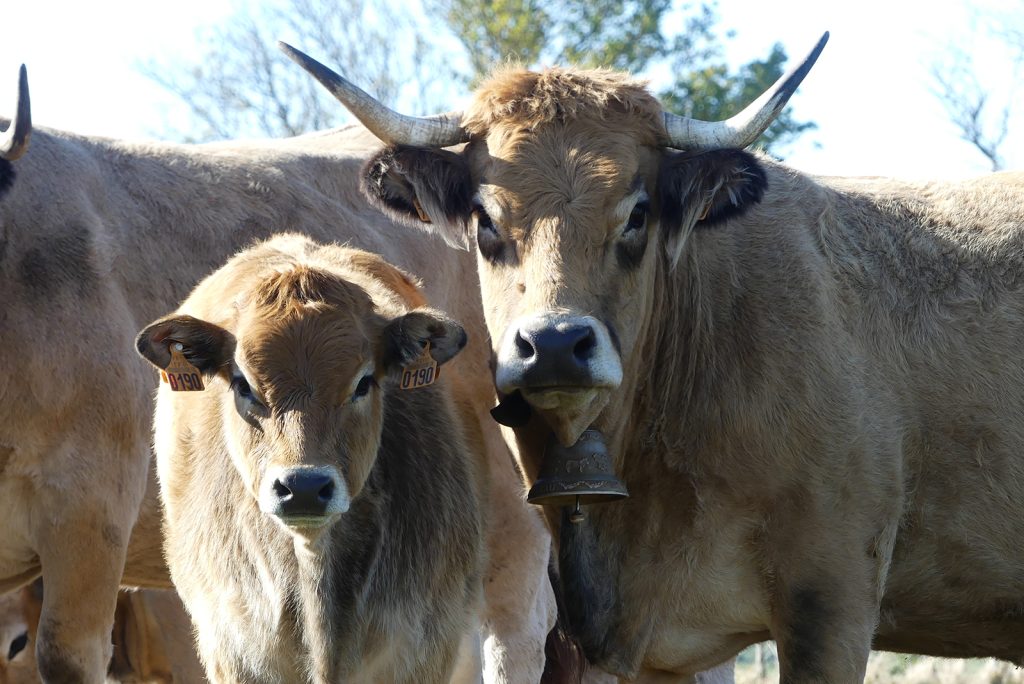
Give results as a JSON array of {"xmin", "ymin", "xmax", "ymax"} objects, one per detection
[{"xmin": 522, "ymin": 387, "xmax": 611, "ymax": 447}]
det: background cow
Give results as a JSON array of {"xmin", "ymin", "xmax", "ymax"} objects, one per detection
[
  {"xmin": 286, "ymin": 36, "xmax": 1024, "ymax": 683},
  {"xmin": 137, "ymin": 234, "xmax": 485, "ymax": 682},
  {"xmin": 0, "ymin": 582, "xmax": 205, "ymax": 683},
  {"xmin": 0, "ymin": 67, "xmax": 552, "ymax": 682}
]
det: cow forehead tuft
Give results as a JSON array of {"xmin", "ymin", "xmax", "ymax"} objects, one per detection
[{"xmin": 462, "ymin": 66, "xmax": 665, "ymax": 143}]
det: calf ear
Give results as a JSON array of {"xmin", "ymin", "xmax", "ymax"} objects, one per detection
[
  {"xmin": 380, "ymin": 308, "xmax": 468, "ymax": 377},
  {"xmin": 361, "ymin": 145, "xmax": 474, "ymax": 249},
  {"xmin": 657, "ymin": 149, "xmax": 767, "ymax": 265},
  {"xmin": 135, "ymin": 315, "xmax": 233, "ymax": 376}
]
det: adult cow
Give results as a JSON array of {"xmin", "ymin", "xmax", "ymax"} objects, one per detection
[
  {"xmin": 0, "ymin": 67, "xmax": 552, "ymax": 682},
  {"xmin": 285, "ymin": 34, "xmax": 1024, "ymax": 683}
]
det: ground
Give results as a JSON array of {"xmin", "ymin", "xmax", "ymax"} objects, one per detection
[{"xmin": 735, "ymin": 644, "xmax": 1024, "ymax": 684}]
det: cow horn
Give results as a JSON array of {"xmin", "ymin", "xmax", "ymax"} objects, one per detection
[
  {"xmin": 278, "ymin": 42, "xmax": 468, "ymax": 148},
  {"xmin": 0, "ymin": 65, "xmax": 31, "ymax": 161},
  {"xmin": 663, "ymin": 31, "xmax": 828, "ymax": 150}
]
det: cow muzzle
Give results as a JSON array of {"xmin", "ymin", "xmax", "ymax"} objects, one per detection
[
  {"xmin": 260, "ymin": 465, "xmax": 349, "ymax": 531},
  {"xmin": 495, "ymin": 313, "xmax": 622, "ymax": 445}
]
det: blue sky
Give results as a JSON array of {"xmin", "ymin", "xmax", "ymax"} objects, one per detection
[{"xmin": 1, "ymin": 0, "xmax": 1019, "ymax": 178}]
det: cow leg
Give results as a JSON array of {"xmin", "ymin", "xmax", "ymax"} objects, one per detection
[
  {"xmin": 770, "ymin": 570, "xmax": 877, "ymax": 683},
  {"xmin": 30, "ymin": 449, "xmax": 145, "ymax": 684},
  {"xmin": 480, "ymin": 439, "xmax": 556, "ymax": 683}
]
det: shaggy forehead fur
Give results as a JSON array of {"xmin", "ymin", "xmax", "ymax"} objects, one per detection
[
  {"xmin": 463, "ymin": 65, "xmax": 667, "ymax": 144},
  {"xmin": 239, "ymin": 265, "xmax": 378, "ymax": 411}
]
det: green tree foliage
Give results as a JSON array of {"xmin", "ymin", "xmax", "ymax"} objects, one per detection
[
  {"xmin": 431, "ymin": 0, "xmax": 673, "ymax": 79},
  {"xmin": 431, "ymin": 0, "xmax": 814, "ymax": 153},
  {"xmin": 144, "ymin": 0, "xmax": 816, "ymax": 153}
]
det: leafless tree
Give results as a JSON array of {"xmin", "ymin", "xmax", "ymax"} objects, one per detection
[
  {"xmin": 930, "ymin": 3, "xmax": 1021, "ymax": 172},
  {"xmin": 140, "ymin": 0, "xmax": 457, "ymax": 142}
]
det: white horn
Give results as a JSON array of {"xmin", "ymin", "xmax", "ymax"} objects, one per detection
[
  {"xmin": 279, "ymin": 42, "xmax": 468, "ymax": 148},
  {"xmin": 0, "ymin": 65, "xmax": 31, "ymax": 161},
  {"xmin": 663, "ymin": 31, "xmax": 828, "ymax": 150}
]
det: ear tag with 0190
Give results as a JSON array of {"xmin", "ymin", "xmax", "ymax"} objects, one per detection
[
  {"xmin": 399, "ymin": 342, "xmax": 438, "ymax": 390},
  {"xmin": 161, "ymin": 342, "xmax": 205, "ymax": 392}
]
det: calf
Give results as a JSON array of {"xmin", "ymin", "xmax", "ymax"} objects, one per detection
[{"xmin": 137, "ymin": 234, "xmax": 484, "ymax": 683}]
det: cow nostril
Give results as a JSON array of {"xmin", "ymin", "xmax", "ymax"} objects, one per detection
[
  {"xmin": 318, "ymin": 480, "xmax": 335, "ymax": 503},
  {"xmin": 514, "ymin": 330, "xmax": 535, "ymax": 360},
  {"xmin": 573, "ymin": 328, "xmax": 597, "ymax": 361},
  {"xmin": 272, "ymin": 479, "xmax": 291, "ymax": 500},
  {"xmin": 8, "ymin": 631, "xmax": 28, "ymax": 660}
]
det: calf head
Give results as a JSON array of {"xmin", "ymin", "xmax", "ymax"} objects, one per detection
[
  {"xmin": 137, "ymin": 252, "xmax": 465, "ymax": 537},
  {"xmin": 281, "ymin": 35, "xmax": 825, "ymax": 447}
]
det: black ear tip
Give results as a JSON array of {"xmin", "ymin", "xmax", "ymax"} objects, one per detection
[{"xmin": 134, "ymin": 330, "xmax": 150, "ymax": 356}]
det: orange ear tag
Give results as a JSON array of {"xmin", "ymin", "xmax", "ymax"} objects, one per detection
[
  {"xmin": 399, "ymin": 342, "xmax": 438, "ymax": 390},
  {"xmin": 161, "ymin": 342, "xmax": 205, "ymax": 392}
]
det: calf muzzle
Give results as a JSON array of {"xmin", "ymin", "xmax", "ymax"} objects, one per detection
[{"xmin": 260, "ymin": 466, "xmax": 348, "ymax": 528}]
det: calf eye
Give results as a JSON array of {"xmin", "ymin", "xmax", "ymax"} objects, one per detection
[
  {"xmin": 232, "ymin": 375, "xmax": 253, "ymax": 399},
  {"xmin": 352, "ymin": 374, "xmax": 375, "ymax": 402},
  {"xmin": 625, "ymin": 202, "xmax": 648, "ymax": 233},
  {"xmin": 8, "ymin": 631, "xmax": 28, "ymax": 660}
]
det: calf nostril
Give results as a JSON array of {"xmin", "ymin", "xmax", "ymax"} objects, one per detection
[
  {"xmin": 272, "ymin": 479, "xmax": 291, "ymax": 500},
  {"xmin": 573, "ymin": 328, "xmax": 597, "ymax": 361},
  {"xmin": 8, "ymin": 631, "xmax": 28, "ymax": 660},
  {"xmin": 514, "ymin": 330, "xmax": 535, "ymax": 359},
  {"xmin": 318, "ymin": 480, "xmax": 335, "ymax": 503}
]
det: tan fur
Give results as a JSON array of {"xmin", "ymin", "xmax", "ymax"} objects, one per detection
[
  {"xmin": 0, "ymin": 121, "xmax": 554, "ymax": 682},
  {"xmin": 394, "ymin": 66, "xmax": 1024, "ymax": 681},
  {"xmin": 0, "ymin": 584, "xmax": 205, "ymax": 683},
  {"xmin": 148, "ymin": 235, "xmax": 484, "ymax": 683}
]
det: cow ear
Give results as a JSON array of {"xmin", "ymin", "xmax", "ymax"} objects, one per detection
[
  {"xmin": 135, "ymin": 314, "xmax": 233, "ymax": 376},
  {"xmin": 379, "ymin": 308, "xmax": 468, "ymax": 378},
  {"xmin": 657, "ymin": 149, "xmax": 767, "ymax": 265},
  {"xmin": 361, "ymin": 145, "xmax": 474, "ymax": 250}
]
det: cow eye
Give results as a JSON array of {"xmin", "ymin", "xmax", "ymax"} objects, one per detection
[
  {"xmin": 624, "ymin": 202, "xmax": 648, "ymax": 234},
  {"xmin": 232, "ymin": 375, "xmax": 253, "ymax": 399},
  {"xmin": 474, "ymin": 206, "xmax": 505, "ymax": 263},
  {"xmin": 8, "ymin": 631, "xmax": 27, "ymax": 660},
  {"xmin": 352, "ymin": 374, "xmax": 376, "ymax": 402},
  {"xmin": 475, "ymin": 207, "xmax": 496, "ymax": 233}
]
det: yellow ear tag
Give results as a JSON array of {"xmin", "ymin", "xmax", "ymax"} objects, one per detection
[
  {"xmin": 399, "ymin": 342, "xmax": 438, "ymax": 390},
  {"xmin": 161, "ymin": 342, "xmax": 205, "ymax": 392},
  {"xmin": 412, "ymin": 197, "xmax": 432, "ymax": 224}
]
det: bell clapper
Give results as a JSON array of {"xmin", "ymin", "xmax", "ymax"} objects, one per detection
[{"xmin": 569, "ymin": 496, "xmax": 585, "ymax": 524}]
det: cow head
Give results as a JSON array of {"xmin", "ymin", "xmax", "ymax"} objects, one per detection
[
  {"xmin": 281, "ymin": 35, "xmax": 825, "ymax": 447},
  {"xmin": 137, "ymin": 243, "xmax": 466, "ymax": 537}
]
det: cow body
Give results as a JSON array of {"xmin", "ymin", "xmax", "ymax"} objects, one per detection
[
  {"xmin": 139, "ymin": 235, "xmax": 484, "ymax": 682},
  {"xmin": 286, "ymin": 47, "xmax": 1024, "ymax": 683},
  {"xmin": 0, "ymin": 107, "xmax": 553, "ymax": 680}
]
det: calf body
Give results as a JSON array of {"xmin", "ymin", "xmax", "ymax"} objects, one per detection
[{"xmin": 139, "ymin": 236, "xmax": 484, "ymax": 683}]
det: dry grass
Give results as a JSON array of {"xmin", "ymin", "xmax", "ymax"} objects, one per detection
[{"xmin": 735, "ymin": 643, "xmax": 1024, "ymax": 684}]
